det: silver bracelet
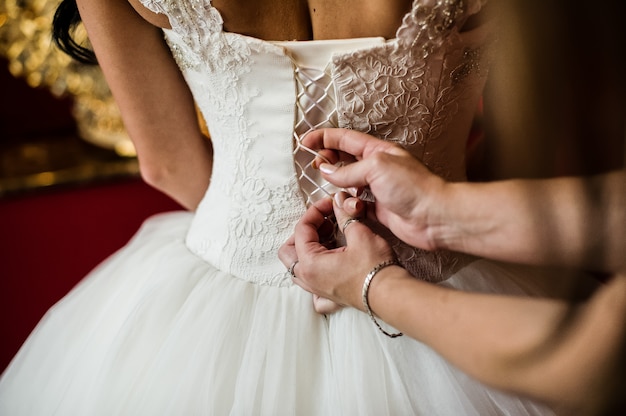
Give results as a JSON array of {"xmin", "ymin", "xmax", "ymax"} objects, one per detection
[{"xmin": 361, "ymin": 259, "xmax": 403, "ymax": 338}]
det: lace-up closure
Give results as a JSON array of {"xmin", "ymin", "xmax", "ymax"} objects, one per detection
[
  {"xmin": 140, "ymin": 0, "xmax": 490, "ymax": 285},
  {"xmin": 292, "ymin": 63, "xmax": 341, "ymax": 206}
]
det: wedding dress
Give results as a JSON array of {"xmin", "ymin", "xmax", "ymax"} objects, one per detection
[{"xmin": 0, "ymin": 0, "xmax": 557, "ymax": 414}]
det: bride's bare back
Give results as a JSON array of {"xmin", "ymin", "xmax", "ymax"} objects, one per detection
[
  {"xmin": 127, "ymin": 0, "xmax": 412, "ymax": 40},
  {"xmin": 80, "ymin": 0, "xmax": 483, "ymax": 210}
]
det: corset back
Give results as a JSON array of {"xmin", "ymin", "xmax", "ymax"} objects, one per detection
[{"xmin": 138, "ymin": 0, "xmax": 491, "ymax": 284}]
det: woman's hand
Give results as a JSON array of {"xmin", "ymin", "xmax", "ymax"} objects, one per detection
[
  {"xmin": 302, "ymin": 128, "xmax": 449, "ymax": 251},
  {"xmin": 279, "ymin": 192, "xmax": 396, "ymax": 312},
  {"xmin": 281, "ymin": 231, "xmax": 344, "ymax": 315}
]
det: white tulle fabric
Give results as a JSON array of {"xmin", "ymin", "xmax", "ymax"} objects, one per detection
[{"xmin": 1, "ymin": 0, "xmax": 556, "ymax": 415}]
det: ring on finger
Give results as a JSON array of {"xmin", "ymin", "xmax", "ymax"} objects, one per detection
[
  {"xmin": 288, "ymin": 260, "xmax": 299, "ymax": 278},
  {"xmin": 342, "ymin": 217, "xmax": 360, "ymax": 233}
]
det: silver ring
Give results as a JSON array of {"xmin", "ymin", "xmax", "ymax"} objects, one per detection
[
  {"xmin": 342, "ymin": 217, "xmax": 360, "ymax": 233},
  {"xmin": 288, "ymin": 260, "xmax": 299, "ymax": 278}
]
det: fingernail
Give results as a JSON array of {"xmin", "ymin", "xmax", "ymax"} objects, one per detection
[
  {"xmin": 334, "ymin": 192, "xmax": 346, "ymax": 206},
  {"xmin": 348, "ymin": 198, "xmax": 360, "ymax": 211},
  {"xmin": 319, "ymin": 163, "xmax": 337, "ymax": 174},
  {"xmin": 347, "ymin": 187, "xmax": 359, "ymax": 197}
]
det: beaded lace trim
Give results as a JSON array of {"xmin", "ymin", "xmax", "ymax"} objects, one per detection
[{"xmin": 137, "ymin": 0, "xmax": 489, "ymax": 284}]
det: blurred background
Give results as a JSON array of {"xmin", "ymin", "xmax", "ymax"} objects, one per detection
[{"xmin": 0, "ymin": 0, "xmax": 181, "ymax": 372}]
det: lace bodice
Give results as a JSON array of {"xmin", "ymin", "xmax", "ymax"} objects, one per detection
[{"xmin": 139, "ymin": 0, "xmax": 492, "ymax": 286}]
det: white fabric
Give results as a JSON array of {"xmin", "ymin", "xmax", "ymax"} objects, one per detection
[
  {"xmin": 1, "ymin": 1, "xmax": 559, "ymax": 414},
  {"xmin": 0, "ymin": 213, "xmax": 554, "ymax": 415}
]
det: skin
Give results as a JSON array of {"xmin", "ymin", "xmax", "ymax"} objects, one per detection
[
  {"xmin": 284, "ymin": 197, "xmax": 626, "ymax": 413},
  {"xmin": 76, "ymin": 0, "xmax": 626, "ymax": 412},
  {"xmin": 77, "ymin": 0, "xmax": 212, "ymax": 210},
  {"xmin": 77, "ymin": 0, "xmax": 413, "ymax": 207},
  {"xmin": 78, "ymin": 0, "xmax": 484, "ymax": 210},
  {"xmin": 277, "ymin": 129, "xmax": 626, "ymax": 413},
  {"xmin": 299, "ymin": 128, "xmax": 626, "ymax": 272}
]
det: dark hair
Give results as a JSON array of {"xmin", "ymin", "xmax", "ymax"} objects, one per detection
[{"xmin": 52, "ymin": 0, "xmax": 98, "ymax": 65}]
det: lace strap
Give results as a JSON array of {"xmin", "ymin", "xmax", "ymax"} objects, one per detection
[
  {"xmin": 396, "ymin": 0, "xmax": 473, "ymax": 55},
  {"xmin": 138, "ymin": 0, "xmax": 223, "ymax": 36}
]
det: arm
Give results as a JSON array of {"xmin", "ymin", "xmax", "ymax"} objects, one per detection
[
  {"xmin": 304, "ymin": 128, "xmax": 626, "ymax": 272},
  {"xmin": 281, "ymin": 195, "xmax": 626, "ymax": 412},
  {"xmin": 77, "ymin": 0, "xmax": 212, "ymax": 210},
  {"xmin": 437, "ymin": 172, "xmax": 626, "ymax": 272},
  {"xmin": 369, "ymin": 266, "xmax": 626, "ymax": 414}
]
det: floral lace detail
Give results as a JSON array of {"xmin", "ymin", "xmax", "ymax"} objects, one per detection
[
  {"xmin": 336, "ymin": 0, "xmax": 493, "ymax": 174},
  {"xmin": 232, "ymin": 178, "xmax": 273, "ymax": 238},
  {"xmin": 229, "ymin": 180, "xmax": 301, "ymax": 287},
  {"xmin": 164, "ymin": 33, "xmax": 201, "ymax": 71},
  {"xmin": 333, "ymin": 0, "xmax": 474, "ymax": 153},
  {"xmin": 140, "ymin": 0, "xmax": 304, "ymax": 286},
  {"xmin": 138, "ymin": 0, "xmax": 491, "ymax": 286},
  {"xmin": 333, "ymin": 54, "xmax": 431, "ymax": 145},
  {"xmin": 330, "ymin": 0, "xmax": 491, "ymax": 281},
  {"xmin": 140, "ymin": 0, "xmax": 222, "ymax": 35}
]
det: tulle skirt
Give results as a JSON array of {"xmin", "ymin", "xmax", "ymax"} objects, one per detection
[{"xmin": 0, "ymin": 212, "xmax": 554, "ymax": 415}]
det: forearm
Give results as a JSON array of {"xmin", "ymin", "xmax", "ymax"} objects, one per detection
[
  {"xmin": 433, "ymin": 170, "xmax": 626, "ymax": 271},
  {"xmin": 368, "ymin": 269, "xmax": 568, "ymax": 386},
  {"xmin": 367, "ymin": 269, "xmax": 626, "ymax": 409}
]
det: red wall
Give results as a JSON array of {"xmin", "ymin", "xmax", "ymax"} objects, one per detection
[
  {"xmin": 0, "ymin": 179, "xmax": 182, "ymax": 372},
  {"xmin": 0, "ymin": 57, "xmax": 182, "ymax": 372}
]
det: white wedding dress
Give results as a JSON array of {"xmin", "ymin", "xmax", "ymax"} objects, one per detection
[{"xmin": 1, "ymin": 0, "xmax": 558, "ymax": 414}]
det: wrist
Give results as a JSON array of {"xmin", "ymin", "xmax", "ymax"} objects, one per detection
[
  {"xmin": 361, "ymin": 262, "xmax": 409, "ymax": 338},
  {"xmin": 364, "ymin": 264, "xmax": 413, "ymax": 315},
  {"xmin": 423, "ymin": 180, "xmax": 463, "ymax": 251},
  {"xmin": 429, "ymin": 180, "xmax": 499, "ymax": 255}
]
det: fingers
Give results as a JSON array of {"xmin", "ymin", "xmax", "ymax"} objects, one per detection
[
  {"xmin": 282, "ymin": 198, "xmax": 335, "ymax": 286},
  {"xmin": 312, "ymin": 149, "xmax": 339, "ymax": 167},
  {"xmin": 312, "ymin": 295, "xmax": 344, "ymax": 314},
  {"xmin": 291, "ymin": 267, "xmax": 312, "ymax": 291},
  {"xmin": 293, "ymin": 197, "xmax": 338, "ymax": 263},
  {"xmin": 302, "ymin": 128, "xmax": 380, "ymax": 159},
  {"xmin": 278, "ymin": 234, "xmax": 297, "ymax": 269},
  {"xmin": 286, "ymin": 191, "xmax": 396, "ymax": 310},
  {"xmin": 333, "ymin": 192, "xmax": 376, "ymax": 248},
  {"xmin": 317, "ymin": 159, "xmax": 372, "ymax": 190},
  {"xmin": 340, "ymin": 195, "xmax": 365, "ymax": 219},
  {"xmin": 303, "ymin": 129, "xmax": 411, "ymax": 194}
]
